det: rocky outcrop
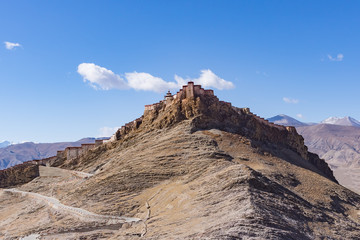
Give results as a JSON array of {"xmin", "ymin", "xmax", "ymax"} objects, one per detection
[
  {"xmin": 307, "ymin": 152, "xmax": 338, "ymax": 182},
  {"xmin": 129, "ymin": 88, "xmax": 337, "ymax": 183},
  {"xmin": 1, "ymin": 83, "xmax": 359, "ymax": 239},
  {"xmin": 34, "ymin": 82, "xmax": 336, "ymax": 185},
  {"xmin": 0, "ymin": 163, "xmax": 39, "ymax": 188}
]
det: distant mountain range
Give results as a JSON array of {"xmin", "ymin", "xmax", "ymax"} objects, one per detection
[
  {"xmin": 0, "ymin": 141, "xmax": 11, "ymax": 149},
  {"xmin": 296, "ymin": 124, "xmax": 360, "ymax": 167},
  {"xmin": 0, "ymin": 138, "xmax": 100, "ymax": 170},
  {"xmin": 268, "ymin": 115, "xmax": 360, "ymax": 128},
  {"xmin": 268, "ymin": 114, "xmax": 360, "ymax": 193},
  {"xmin": 321, "ymin": 116, "xmax": 360, "ymax": 127},
  {"xmin": 267, "ymin": 114, "xmax": 309, "ymax": 127}
]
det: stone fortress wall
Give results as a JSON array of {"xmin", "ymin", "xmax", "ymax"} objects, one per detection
[
  {"xmin": 56, "ymin": 141, "xmax": 107, "ymax": 163},
  {"xmin": 142, "ymin": 81, "xmax": 296, "ymax": 135},
  {"xmin": 144, "ymin": 81, "xmax": 220, "ymax": 112},
  {"xmin": 101, "ymin": 82, "xmax": 223, "ymax": 144},
  {"xmin": 0, "ymin": 139, "xmax": 111, "ymax": 175}
]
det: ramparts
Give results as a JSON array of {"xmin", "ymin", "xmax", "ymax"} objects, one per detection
[
  {"xmin": 58, "ymin": 140, "xmax": 108, "ymax": 161},
  {"xmin": 114, "ymin": 117, "xmax": 143, "ymax": 141},
  {"xmin": 0, "ymin": 138, "xmax": 111, "ymax": 182}
]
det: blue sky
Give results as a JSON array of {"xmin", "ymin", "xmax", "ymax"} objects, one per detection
[{"xmin": 1, "ymin": 1, "xmax": 359, "ymax": 143}]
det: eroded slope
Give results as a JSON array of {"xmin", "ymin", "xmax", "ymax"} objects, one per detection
[{"xmin": 1, "ymin": 90, "xmax": 359, "ymax": 239}]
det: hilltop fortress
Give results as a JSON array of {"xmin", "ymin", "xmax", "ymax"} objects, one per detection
[
  {"xmin": 145, "ymin": 81, "xmax": 216, "ymax": 111},
  {"xmin": 0, "ymin": 82, "xmax": 337, "ymax": 187},
  {"xmin": 3, "ymin": 81, "xmax": 359, "ymax": 240},
  {"xmin": 51, "ymin": 81, "xmax": 298, "ymax": 165}
]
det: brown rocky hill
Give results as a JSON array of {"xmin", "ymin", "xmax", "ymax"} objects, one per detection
[
  {"xmin": 0, "ymin": 82, "xmax": 359, "ymax": 239},
  {"xmin": 0, "ymin": 162, "xmax": 39, "ymax": 188}
]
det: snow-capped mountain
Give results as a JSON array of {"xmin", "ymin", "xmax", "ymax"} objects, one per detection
[
  {"xmin": 268, "ymin": 114, "xmax": 360, "ymax": 193},
  {"xmin": 321, "ymin": 116, "xmax": 360, "ymax": 127},
  {"xmin": 0, "ymin": 141, "xmax": 11, "ymax": 149},
  {"xmin": 267, "ymin": 114, "xmax": 308, "ymax": 127}
]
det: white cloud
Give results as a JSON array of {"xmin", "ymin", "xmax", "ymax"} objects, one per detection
[
  {"xmin": 283, "ymin": 97, "xmax": 299, "ymax": 104},
  {"xmin": 98, "ymin": 126, "xmax": 119, "ymax": 137},
  {"xmin": 175, "ymin": 69, "xmax": 234, "ymax": 90},
  {"xmin": 296, "ymin": 114, "xmax": 303, "ymax": 118},
  {"xmin": 77, "ymin": 63, "xmax": 234, "ymax": 92},
  {"xmin": 126, "ymin": 72, "xmax": 178, "ymax": 92},
  {"xmin": 77, "ymin": 63, "xmax": 128, "ymax": 90},
  {"xmin": 327, "ymin": 53, "xmax": 344, "ymax": 61},
  {"xmin": 4, "ymin": 41, "xmax": 21, "ymax": 50}
]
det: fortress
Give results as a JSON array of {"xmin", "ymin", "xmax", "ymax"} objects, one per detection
[
  {"xmin": 144, "ymin": 81, "xmax": 215, "ymax": 111},
  {"xmin": 1, "ymin": 82, "xmax": 234, "ymax": 170},
  {"xmin": 56, "ymin": 140, "xmax": 107, "ymax": 163},
  {"xmin": 144, "ymin": 82, "xmax": 231, "ymax": 114},
  {"xmin": 0, "ymin": 81, "xmax": 298, "ymax": 180}
]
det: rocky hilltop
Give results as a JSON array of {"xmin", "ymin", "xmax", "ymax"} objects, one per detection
[
  {"xmin": 107, "ymin": 82, "xmax": 336, "ymax": 183},
  {"xmin": 0, "ymin": 82, "xmax": 359, "ymax": 239},
  {"xmin": 0, "ymin": 162, "xmax": 39, "ymax": 188}
]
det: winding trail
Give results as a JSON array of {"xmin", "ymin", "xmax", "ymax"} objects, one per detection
[
  {"xmin": 1, "ymin": 166, "xmax": 147, "ymax": 238},
  {"xmin": 2, "ymin": 188, "xmax": 141, "ymax": 224}
]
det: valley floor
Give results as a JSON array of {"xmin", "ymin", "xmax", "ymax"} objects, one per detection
[{"xmin": 333, "ymin": 166, "xmax": 360, "ymax": 194}]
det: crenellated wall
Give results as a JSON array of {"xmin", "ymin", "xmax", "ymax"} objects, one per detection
[
  {"xmin": 36, "ymin": 139, "xmax": 110, "ymax": 164},
  {"xmin": 114, "ymin": 117, "xmax": 143, "ymax": 141}
]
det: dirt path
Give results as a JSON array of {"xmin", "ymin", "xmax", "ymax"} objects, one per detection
[
  {"xmin": 1, "ymin": 166, "xmax": 145, "ymax": 238},
  {"xmin": 2, "ymin": 165, "xmax": 140, "ymax": 224},
  {"xmin": 39, "ymin": 166, "xmax": 93, "ymax": 178},
  {"xmin": 2, "ymin": 188, "xmax": 141, "ymax": 224}
]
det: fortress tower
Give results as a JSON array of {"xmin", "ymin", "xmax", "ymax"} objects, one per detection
[
  {"xmin": 144, "ymin": 82, "xmax": 216, "ymax": 113},
  {"xmin": 164, "ymin": 90, "xmax": 174, "ymax": 105}
]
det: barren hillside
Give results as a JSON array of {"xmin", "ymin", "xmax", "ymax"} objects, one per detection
[{"xmin": 1, "ymin": 83, "xmax": 359, "ymax": 239}]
